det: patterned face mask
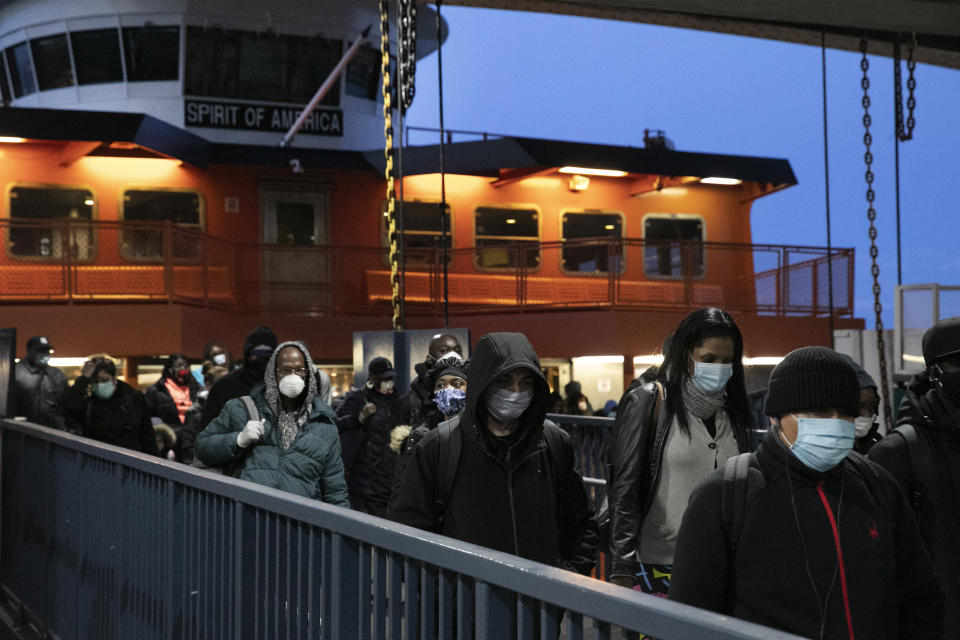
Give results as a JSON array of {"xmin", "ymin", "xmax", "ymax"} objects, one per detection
[{"xmin": 434, "ymin": 386, "xmax": 467, "ymax": 416}]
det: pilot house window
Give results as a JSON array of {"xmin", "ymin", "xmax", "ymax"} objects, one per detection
[
  {"xmin": 643, "ymin": 215, "xmax": 705, "ymax": 278},
  {"xmin": 474, "ymin": 206, "xmax": 540, "ymax": 270},
  {"xmin": 122, "ymin": 26, "xmax": 180, "ymax": 82},
  {"xmin": 7, "ymin": 187, "xmax": 95, "ymax": 261},
  {"xmin": 561, "ymin": 211, "xmax": 624, "ymax": 274},
  {"xmin": 121, "ymin": 190, "xmax": 203, "ymax": 260}
]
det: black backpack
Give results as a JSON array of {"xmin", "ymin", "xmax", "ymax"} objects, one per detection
[{"xmin": 887, "ymin": 423, "xmax": 933, "ymax": 512}]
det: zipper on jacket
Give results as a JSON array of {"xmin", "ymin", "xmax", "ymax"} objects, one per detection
[{"xmin": 816, "ymin": 481, "xmax": 855, "ymax": 640}]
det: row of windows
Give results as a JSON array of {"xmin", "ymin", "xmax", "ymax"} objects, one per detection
[
  {"xmin": 386, "ymin": 201, "xmax": 706, "ymax": 278},
  {"xmin": 0, "ymin": 24, "xmax": 383, "ymax": 104},
  {"xmin": 5, "ymin": 186, "xmax": 201, "ymax": 261}
]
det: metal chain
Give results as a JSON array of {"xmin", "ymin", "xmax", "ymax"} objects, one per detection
[
  {"xmin": 893, "ymin": 33, "xmax": 918, "ymax": 141},
  {"xmin": 398, "ymin": 0, "xmax": 417, "ymax": 110},
  {"xmin": 860, "ymin": 35, "xmax": 893, "ymax": 431},
  {"xmin": 380, "ymin": 0, "xmax": 401, "ymax": 330}
]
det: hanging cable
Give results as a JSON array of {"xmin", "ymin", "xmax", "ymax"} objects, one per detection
[
  {"xmin": 435, "ymin": 0, "xmax": 449, "ymax": 327},
  {"xmin": 821, "ymin": 29, "xmax": 835, "ymax": 346},
  {"xmin": 892, "ymin": 33, "xmax": 918, "ymax": 287},
  {"xmin": 859, "ymin": 34, "xmax": 894, "ymax": 431}
]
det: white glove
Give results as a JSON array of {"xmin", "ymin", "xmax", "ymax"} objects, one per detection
[{"xmin": 237, "ymin": 420, "xmax": 264, "ymax": 448}]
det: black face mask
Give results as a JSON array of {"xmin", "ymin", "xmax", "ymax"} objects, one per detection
[{"xmin": 937, "ymin": 368, "xmax": 960, "ymax": 406}]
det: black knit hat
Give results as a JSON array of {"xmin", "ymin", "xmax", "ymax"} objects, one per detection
[
  {"xmin": 922, "ymin": 316, "xmax": 960, "ymax": 366},
  {"xmin": 765, "ymin": 346, "xmax": 859, "ymax": 417}
]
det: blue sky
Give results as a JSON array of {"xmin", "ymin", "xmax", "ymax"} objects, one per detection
[{"xmin": 404, "ymin": 6, "xmax": 960, "ymax": 326}]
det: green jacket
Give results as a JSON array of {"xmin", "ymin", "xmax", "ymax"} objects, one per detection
[{"xmin": 195, "ymin": 385, "xmax": 349, "ymax": 506}]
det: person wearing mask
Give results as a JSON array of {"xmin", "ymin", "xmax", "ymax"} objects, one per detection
[
  {"xmin": 336, "ymin": 357, "xmax": 399, "ymax": 510},
  {"xmin": 67, "ymin": 356, "xmax": 156, "ymax": 455},
  {"xmin": 563, "ymin": 380, "xmax": 593, "ymax": 416},
  {"xmin": 145, "ymin": 354, "xmax": 199, "ymax": 431},
  {"xmin": 195, "ymin": 341, "xmax": 349, "ymax": 505},
  {"xmin": 839, "ymin": 355, "xmax": 882, "ymax": 454},
  {"xmin": 192, "ymin": 341, "xmax": 233, "ymax": 385},
  {"xmin": 200, "ymin": 326, "xmax": 277, "ymax": 428},
  {"xmin": 670, "ymin": 346, "xmax": 943, "ymax": 639},
  {"xmin": 179, "ymin": 362, "xmax": 229, "ymax": 465},
  {"xmin": 12, "ymin": 335, "xmax": 73, "ymax": 432},
  {"xmin": 608, "ymin": 307, "xmax": 752, "ymax": 594},
  {"xmin": 392, "ymin": 332, "xmax": 597, "ymax": 579},
  {"xmin": 870, "ymin": 316, "xmax": 960, "ymax": 636},
  {"xmin": 367, "ymin": 355, "xmax": 468, "ymax": 518},
  {"xmin": 390, "ymin": 333, "xmax": 464, "ymax": 430}
]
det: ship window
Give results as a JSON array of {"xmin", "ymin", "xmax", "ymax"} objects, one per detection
[
  {"xmin": 561, "ymin": 211, "xmax": 625, "ymax": 274},
  {"xmin": 122, "ymin": 25, "xmax": 179, "ymax": 81},
  {"xmin": 643, "ymin": 215, "xmax": 705, "ymax": 278},
  {"xmin": 474, "ymin": 206, "xmax": 540, "ymax": 270},
  {"xmin": 0, "ymin": 52, "xmax": 11, "ymax": 103},
  {"xmin": 233, "ymin": 31, "xmax": 341, "ymax": 105},
  {"xmin": 287, "ymin": 35, "xmax": 341, "ymax": 104},
  {"xmin": 185, "ymin": 27, "xmax": 239, "ymax": 97},
  {"xmin": 346, "ymin": 46, "xmax": 380, "ymax": 100},
  {"xmin": 6, "ymin": 42, "xmax": 37, "ymax": 97},
  {"xmin": 121, "ymin": 189, "xmax": 203, "ymax": 260},
  {"xmin": 71, "ymin": 29, "xmax": 124, "ymax": 85},
  {"xmin": 7, "ymin": 186, "xmax": 95, "ymax": 261},
  {"xmin": 31, "ymin": 34, "xmax": 74, "ymax": 90},
  {"xmin": 383, "ymin": 201, "xmax": 452, "ymax": 267}
]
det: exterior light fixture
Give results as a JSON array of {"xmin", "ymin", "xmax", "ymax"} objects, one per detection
[
  {"xmin": 700, "ymin": 177, "xmax": 742, "ymax": 185},
  {"xmin": 83, "ymin": 199, "xmax": 95, "ymax": 206},
  {"xmin": 0, "ymin": 136, "xmax": 27, "ymax": 144},
  {"xmin": 506, "ymin": 218, "xmax": 517, "ymax": 224},
  {"xmin": 558, "ymin": 166, "xmax": 628, "ymax": 178},
  {"xmin": 568, "ymin": 174, "xmax": 590, "ymax": 191},
  {"xmin": 604, "ymin": 224, "xmax": 616, "ymax": 231}
]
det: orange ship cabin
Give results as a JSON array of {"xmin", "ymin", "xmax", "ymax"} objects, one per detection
[{"xmin": 0, "ymin": 106, "xmax": 857, "ymax": 370}]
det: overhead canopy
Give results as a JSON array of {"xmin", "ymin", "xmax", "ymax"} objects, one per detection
[{"xmin": 449, "ymin": 0, "xmax": 960, "ymax": 69}]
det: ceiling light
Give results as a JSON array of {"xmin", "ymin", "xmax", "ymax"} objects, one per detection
[
  {"xmin": 633, "ymin": 355, "xmax": 665, "ymax": 366},
  {"xmin": 604, "ymin": 224, "xmax": 615, "ymax": 230},
  {"xmin": 700, "ymin": 177, "xmax": 742, "ymax": 185},
  {"xmin": 558, "ymin": 166, "xmax": 628, "ymax": 178},
  {"xmin": 0, "ymin": 136, "xmax": 27, "ymax": 144},
  {"xmin": 743, "ymin": 356, "xmax": 784, "ymax": 366},
  {"xmin": 506, "ymin": 218, "xmax": 516, "ymax": 224},
  {"xmin": 84, "ymin": 199, "xmax": 95, "ymax": 206},
  {"xmin": 573, "ymin": 355, "xmax": 624, "ymax": 364}
]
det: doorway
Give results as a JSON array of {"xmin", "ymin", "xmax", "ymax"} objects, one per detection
[{"xmin": 261, "ymin": 189, "xmax": 329, "ymax": 311}]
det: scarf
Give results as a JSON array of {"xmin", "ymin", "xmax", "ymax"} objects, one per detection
[
  {"xmin": 682, "ymin": 377, "xmax": 727, "ymax": 420},
  {"xmin": 263, "ymin": 340, "xmax": 318, "ymax": 451}
]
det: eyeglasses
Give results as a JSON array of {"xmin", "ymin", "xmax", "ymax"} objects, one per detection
[{"xmin": 277, "ymin": 367, "xmax": 309, "ymax": 377}]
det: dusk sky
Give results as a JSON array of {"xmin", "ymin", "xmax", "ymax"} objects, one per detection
[{"xmin": 404, "ymin": 6, "xmax": 960, "ymax": 326}]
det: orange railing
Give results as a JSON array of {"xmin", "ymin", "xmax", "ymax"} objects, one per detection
[{"xmin": 0, "ymin": 220, "xmax": 853, "ymax": 317}]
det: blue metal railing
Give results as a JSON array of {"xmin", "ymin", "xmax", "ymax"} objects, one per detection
[{"xmin": 0, "ymin": 419, "xmax": 802, "ymax": 640}]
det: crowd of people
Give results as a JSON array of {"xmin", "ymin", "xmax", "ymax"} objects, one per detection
[{"xmin": 10, "ymin": 309, "xmax": 960, "ymax": 638}]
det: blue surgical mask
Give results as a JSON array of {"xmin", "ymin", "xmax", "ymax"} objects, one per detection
[
  {"xmin": 484, "ymin": 387, "xmax": 533, "ymax": 422},
  {"xmin": 434, "ymin": 386, "xmax": 466, "ymax": 416},
  {"xmin": 789, "ymin": 416, "xmax": 855, "ymax": 472},
  {"xmin": 691, "ymin": 361, "xmax": 733, "ymax": 393},
  {"xmin": 35, "ymin": 354, "xmax": 51, "ymax": 366},
  {"xmin": 93, "ymin": 380, "xmax": 117, "ymax": 400}
]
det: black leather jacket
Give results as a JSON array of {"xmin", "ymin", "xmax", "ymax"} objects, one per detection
[{"xmin": 608, "ymin": 382, "xmax": 748, "ymax": 579}]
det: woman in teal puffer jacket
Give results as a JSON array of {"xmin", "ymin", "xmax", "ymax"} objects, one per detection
[{"xmin": 195, "ymin": 340, "xmax": 349, "ymax": 506}]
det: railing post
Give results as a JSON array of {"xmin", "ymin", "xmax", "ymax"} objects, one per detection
[{"xmin": 163, "ymin": 220, "xmax": 173, "ymax": 303}]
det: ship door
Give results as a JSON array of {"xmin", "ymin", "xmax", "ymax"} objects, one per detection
[{"xmin": 261, "ymin": 189, "xmax": 329, "ymax": 311}]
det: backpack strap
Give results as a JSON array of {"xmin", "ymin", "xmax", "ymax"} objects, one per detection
[
  {"xmin": 721, "ymin": 452, "xmax": 754, "ymax": 554},
  {"xmin": 891, "ymin": 423, "xmax": 931, "ymax": 512},
  {"xmin": 239, "ymin": 395, "xmax": 260, "ymax": 423},
  {"xmin": 846, "ymin": 451, "xmax": 897, "ymax": 519},
  {"xmin": 434, "ymin": 416, "xmax": 462, "ymax": 522}
]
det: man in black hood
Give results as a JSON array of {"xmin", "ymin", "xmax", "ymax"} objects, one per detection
[
  {"xmin": 200, "ymin": 325, "xmax": 278, "ymax": 428},
  {"xmin": 392, "ymin": 332, "xmax": 596, "ymax": 576},
  {"xmin": 870, "ymin": 315, "xmax": 960, "ymax": 637}
]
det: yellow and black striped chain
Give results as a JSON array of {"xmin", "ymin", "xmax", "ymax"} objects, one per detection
[
  {"xmin": 379, "ymin": 0, "xmax": 401, "ymax": 330},
  {"xmin": 860, "ymin": 36, "xmax": 893, "ymax": 430},
  {"xmin": 893, "ymin": 33, "xmax": 918, "ymax": 141}
]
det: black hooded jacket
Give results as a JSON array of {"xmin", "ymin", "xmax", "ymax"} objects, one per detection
[
  {"xmin": 671, "ymin": 429, "xmax": 943, "ymax": 639},
  {"xmin": 391, "ymin": 332, "xmax": 597, "ymax": 574},
  {"xmin": 869, "ymin": 376, "xmax": 960, "ymax": 637},
  {"xmin": 13, "ymin": 356, "xmax": 72, "ymax": 431},
  {"xmin": 67, "ymin": 377, "xmax": 156, "ymax": 455},
  {"xmin": 200, "ymin": 326, "xmax": 277, "ymax": 429}
]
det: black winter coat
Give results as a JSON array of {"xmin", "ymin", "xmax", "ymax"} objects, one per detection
[
  {"xmin": 608, "ymin": 382, "xmax": 749, "ymax": 579},
  {"xmin": 670, "ymin": 430, "xmax": 943, "ymax": 639},
  {"xmin": 869, "ymin": 380, "xmax": 960, "ymax": 637},
  {"xmin": 391, "ymin": 332, "xmax": 597, "ymax": 575},
  {"xmin": 67, "ymin": 377, "xmax": 157, "ymax": 455},
  {"xmin": 13, "ymin": 357, "xmax": 72, "ymax": 431},
  {"xmin": 336, "ymin": 385, "xmax": 397, "ymax": 507},
  {"xmin": 145, "ymin": 376, "xmax": 199, "ymax": 426}
]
